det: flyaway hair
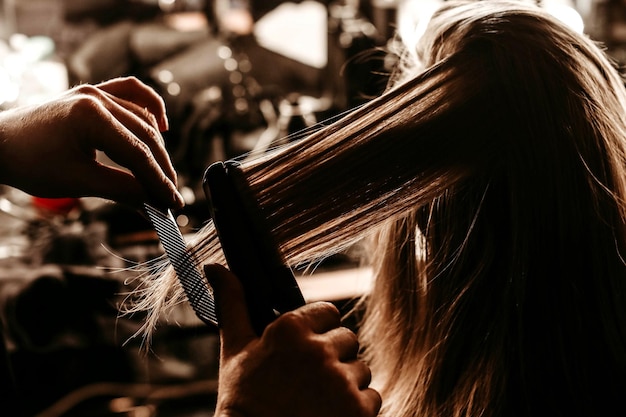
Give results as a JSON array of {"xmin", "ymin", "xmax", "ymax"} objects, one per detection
[{"xmin": 128, "ymin": 1, "xmax": 626, "ymax": 416}]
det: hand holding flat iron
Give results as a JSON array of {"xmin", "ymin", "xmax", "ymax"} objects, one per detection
[{"xmin": 205, "ymin": 264, "xmax": 382, "ymax": 417}]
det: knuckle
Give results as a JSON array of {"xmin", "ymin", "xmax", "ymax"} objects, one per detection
[
  {"xmin": 132, "ymin": 139, "xmax": 152, "ymax": 158},
  {"xmin": 135, "ymin": 118, "xmax": 159, "ymax": 142},
  {"xmin": 122, "ymin": 75, "xmax": 141, "ymax": 86},
  {"xmin": 318, "ymin": 300, "xmax": 340, "ymax": 316},
  {"xmin": 120, "ymin": 76, "xmax": 148, "ymax": 92},
  {"xmin": 68, "ymin": 94, "xmax": 102, "ymax": 117},
  {"xmin": 144, "ymin": 120, "xmax": 163, "ymax": 144},
  {"xmin": 266, "ymin": 310, "xmax": 306, "ymax": 337},
  {"xmin": 73, "ymin": 84, "xmax": 100, "ymax": 97},
  {"xmin": 306, "ymin": 337, "xmax": 335, "ymax": 361},
  {"xmin": 144, "ymin": 109, "xmax": 158, "ymax": 125},
  {"xmin": 339, "ymin": 326, "xmax": 358, "ymax": 342}
]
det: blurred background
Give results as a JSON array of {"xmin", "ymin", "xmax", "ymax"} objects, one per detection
[{"xmin": 0, "ymin": 0, "xmax": 621, "ymax": 415}]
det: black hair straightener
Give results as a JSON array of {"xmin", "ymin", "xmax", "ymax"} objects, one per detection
[
  {"xmin": 202, "ymin": 160, "xmax": 306, "ymax": 335},
  {"xmin": 145, "ymin": 161, "xmax": 305, "ymax": 335}
]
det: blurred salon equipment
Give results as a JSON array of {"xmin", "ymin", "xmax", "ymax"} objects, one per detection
[{"xmin": 61, "ymin": 1, "xmax": 392, "ymax": 234}]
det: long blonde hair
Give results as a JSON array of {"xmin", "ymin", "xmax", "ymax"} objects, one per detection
[{"xmin": 131, "ymin": 1, "xmax": 626, "ymax": 416}]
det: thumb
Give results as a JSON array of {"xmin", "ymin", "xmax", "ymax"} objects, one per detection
[{"xmin": 204, "ymin": 264, "xmax": 258, "ymax": 355}]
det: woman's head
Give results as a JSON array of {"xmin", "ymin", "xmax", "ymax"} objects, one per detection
[
  {"xmin": 361, "ymin": 2, "xmax": 626, "ymax": 416},
  {"xmin": 132, "ymin": 1, "xmax": 626, "ymax": 415}
]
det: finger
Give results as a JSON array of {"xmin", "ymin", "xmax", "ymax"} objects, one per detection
[
  {"xmin": 294, "ymin": 301, "xmax": 341, "ymax": 334},
  {"xmin": 360, "ymin": 387, "xmax": 383, "ymax": 416},
  {"xmin": 325, "ymin": 326, "xmax": 360, "ymax": 361},
  {"xmin": 343, "ymin": 360, "xmax": 373, "ymax": 390},
  {"xmin": 106, "ymin": 93, "xmax": 162, "ymax": 137},
  {"xmin": 96, "ymin": 77, "xmax": 169, "ymax": 131},
  {"xmin": 204, "ymin": 264, "xmax": 258, "ymax": 355},
  {"xmin": 96, "ymin": 92, "xmax": 179, "ymax": 186},
  {"xmin": 73, "ymin": 83, "xmax": 177, "ymax": 187},
  {"xmin": 80, "ymin": 98, "xmax": 183, "ymax": 208}
]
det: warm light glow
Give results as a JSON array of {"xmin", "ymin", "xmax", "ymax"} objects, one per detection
[
  {"xmin": 397, "ymin": 0, "xmax": 585, "ymax": 46},
  {"xmin": 544, "ymin": 3, "xmax": 585, "ymax": 33}
]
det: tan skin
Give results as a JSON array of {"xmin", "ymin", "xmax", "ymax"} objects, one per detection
[
  {"xmin": 0, "ymin": 76, "xmax": 382, "ymax": 417},
  {"xmin": 0, "ymin": 77, "xmax": 183, "ymax": 209},
  {"xmin": 205, "ymin": 264, "xmax": 382, "ymax": 417}
]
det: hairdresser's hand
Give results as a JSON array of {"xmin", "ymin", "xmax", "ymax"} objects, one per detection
[
  {"xmin": 205, "ymin": 264, "xmax": 382, "ymax": 417},
  {"xmin": 0, "ymin": 77, "xmax": 183, "ymax": 209}
]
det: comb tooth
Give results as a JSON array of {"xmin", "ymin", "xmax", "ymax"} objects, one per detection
[{"xmin": 144, "ymin": 204, "xmax": 218, "ymax": 326}]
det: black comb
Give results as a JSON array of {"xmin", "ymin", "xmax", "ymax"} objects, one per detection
[
  {"xmin": 203, "ymin": 161, "xmax": 305, "ymax": 335},
  {"xmin": 144, "ymin": 203, "xmax": 218, "ymax": 327}
]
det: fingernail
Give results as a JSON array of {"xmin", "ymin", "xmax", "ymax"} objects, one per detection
[
  {"xmin": 174, "ymin": 189, "xmax": 185, "ymax": 208},
  {"xmin": 160, "ymin": 114, "xmax": 169, "ymax": 132}
]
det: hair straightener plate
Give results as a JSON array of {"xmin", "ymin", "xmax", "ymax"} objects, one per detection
[{"xmin": 203, "ymin": 161, "xmax": 306, "ymax": 335}]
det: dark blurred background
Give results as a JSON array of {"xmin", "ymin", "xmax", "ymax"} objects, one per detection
[{"xmin": 0, "ymin": 0, "xmax": 620, "ymax": 415}]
